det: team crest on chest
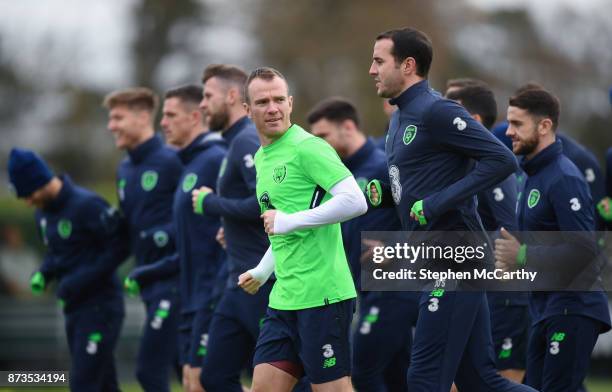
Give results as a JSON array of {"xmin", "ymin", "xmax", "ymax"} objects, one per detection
[
  {"xmin": 141, "ymin": 170, "xmax": 158, "ymax": 191},
  {"xmin": 58, "ymin": 219, "xmax": 72, "ymax": 239},
  {"xmin": 527, "ymin": 189, "xmax": 541, "ymax": 209},
  {"xmin": 403, "ymin": 125, "xmax": 417, "ymax": 145},
  {"xmin": 182, "ymin": 173, "xmax": 198, "ymax": 192},
  {"xmin": 273, "ymin": 165, "xmax": 287, "ymax": 183}
]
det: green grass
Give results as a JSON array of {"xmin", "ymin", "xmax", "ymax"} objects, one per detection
[{"xmin": 586, "ymin": 378, "xmax": 612, "ymax": 392}]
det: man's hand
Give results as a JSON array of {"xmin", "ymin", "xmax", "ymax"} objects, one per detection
[
  {"xmin": 216, "ymin": 227, "xmax": 226, "ymax": 249},
  {"xmin": 238, "ymin": 272, "xmax": 262, "ymax": 295},
  {"xmin": 360, "ymin": 239, "xmax": 385, "ymax": 265},
  {"xmin": 30, "ymin": 271, "xmax": 45, "ymax": 295},
  {"xmin": 367, "ymin": 180, "xmax": 381, "ymax": 207},
  {"xmin": 410, "ymin": 200, "xmax": 427, "ymax": 225},
  {"xmin": 192, "ymin": 186, "xmax": 213, "ymax": 214},
  {"xmin": 261, "ymin": 210, "xmax": 277, "ymax": 235},
  {"xmin": 597, "ymin": 197, "xmax": 612, "ymax": 222},
  {"xmin": 124, "ymin": 277, "xmax": 140, "ymax": 297},
  {"xmin": 494, "ymin": 227, "xmax": 522, "ymax": 271}
]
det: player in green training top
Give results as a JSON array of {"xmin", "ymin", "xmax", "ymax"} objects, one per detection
[{"xmin": 238, "ymin": 67, "xmax": 368, "ymax": 391}]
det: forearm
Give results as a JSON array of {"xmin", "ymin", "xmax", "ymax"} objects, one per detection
[
  {"xmin": 129, "ymin": 253, "xmax": 180, "ymax": 286},
  {"xmin": 425, "ymin": 157, "xmax": 517, "ymax": 218},
  {"xmin": 200, "ymin": 194, "xmax": 262, "ymax": 221},
  {"xmin": 247, "ymin": 246, "xmax": 275, "ymax": 284},
  {"xmin": 274, "ymin": 176, "xmax": 368, "ymax": 234}
]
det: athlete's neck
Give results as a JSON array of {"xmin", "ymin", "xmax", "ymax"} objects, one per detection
[
  {"xmin": 392, "ymin": 76, "xmax": 425, "ymax": 100},
  {"xmin": 526, "ymin": 134, "xmax": 556, "ymax": 161},
  {"xmin": 341, "ymin": 133, "xmax": 367, "ymax": 159},
  {"xmin": 260, "ymin": 124, "xmax": 292, "ymax": 147}
]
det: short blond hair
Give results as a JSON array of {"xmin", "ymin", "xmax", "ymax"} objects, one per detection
[{"xmin": 103, "ymin": 87, "xmax": 159, "ymax": 115}]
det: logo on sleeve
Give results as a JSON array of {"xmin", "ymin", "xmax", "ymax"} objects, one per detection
[
  {"xmin": 493, "ymin": 187, "xmax": 505, "ymax": 202},
  {"xmin": 118, "ymin": 178, "xmax": 126, "ymax": 201},
  {"xmin": 182, "ymin": 173, "xmax": 198, "ymax": 192},
  {"xmin": 273, "ymin": 165, "xmax": 287, "ymax": 183},
  {"xmin": 570, "ymin": 197, "xmax": 581, "ymax": 211},
  {"xmin": 527, "ymin": 189, "xmax": 541, "ymax": 209},
  {"xmin": 218, "ymin": 158, "xmax": 228, "ymax": 179},
  {"xmin": 259, "ymin": 191, "xmax": 275, "ymax": 212},
  {"xmin": 389, "ymin": 165, "xmax": 402, "ymax": 205},
  {"xmin": 584, "ymin": 168, "xmax": 595, "ymax": 183},
  {"xmin": 403, "ymin": 125, "xmax": 417, "ymax": 145},
  {"xmin": 243, "ymin": 154, "xmax": 254, "ymax": 168},
  {"xmin": 153, "ymin": 231, "xmax": 169, "ymax": 247},
  {"xmin": 57, "ymin": 219, "xmax": 72, "ymax": 239},
  {"xmin": 40, "ymin": 218, "xmax": 48, "ymax": 245},
  {"xmin": 453, "ymin": 117, "xmax": 467, "ymax": 130},
  {"xmin": 141, "ymin": 170, "xmax": 158, "ymax": 191}
]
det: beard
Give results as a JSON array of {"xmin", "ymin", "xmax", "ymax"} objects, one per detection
[
  {"xmin": 513, "ymin": 129, "xmax": 539, "ymax": 156},
  {"xmin": 208, "ymin": 105, "xmax": 230, "ymax": 131}
]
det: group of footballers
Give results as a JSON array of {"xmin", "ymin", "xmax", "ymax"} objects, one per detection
[{"xmin": 6, "ymin": 27, "xmax": 612, "ymax": 392}]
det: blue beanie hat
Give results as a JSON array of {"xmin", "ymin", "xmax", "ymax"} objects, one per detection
[{"xmin": 7, "ymin": 148, "xmax": 54, "ymax": 197}]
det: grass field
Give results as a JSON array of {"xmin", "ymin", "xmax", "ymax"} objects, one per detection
[{"xmin": 1, "ymin": 379, "xmax": 612, "ymax": 391}]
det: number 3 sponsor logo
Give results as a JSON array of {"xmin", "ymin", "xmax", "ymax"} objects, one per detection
[{"xmin": 570, "ymin": 197, "xmax": 581, "ymax": 211}]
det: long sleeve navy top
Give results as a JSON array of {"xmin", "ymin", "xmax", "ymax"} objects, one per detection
[
  {"xmin": 198, "ymin": 116, "xmax": 270, "ymax": 286},
  {"xmin": 35, "ymin": 175, "xmax": 126, "ymax": 313},
  {"xmin": 518, "ymin": 140, "xmax": 610, "ymax": 329},
  {"xmin": 116, "ymin": 135, "xmax": 183, "ymax": 299},
  {"xmin": 384, "ymin": 80, "xmax": 518, "ymax": 231}
]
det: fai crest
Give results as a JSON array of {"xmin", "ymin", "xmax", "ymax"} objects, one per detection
[
  {"xmin": 527, "ymin": 189, "xmax": 541, "ymax": 209},
  {"xmin": 403, "ymin": 125, "xmax": 417, "ymax": 145},
  {"xmin": 58, "ymin": 219, "xmax": 72, "ymax": 239},
  {"xmin": 273, "ymin": 165, "xmax": 287, "ymax": 183},
  {"xmin": 141, "ymin": 170, "xmax": 158, "ymax": 191}
]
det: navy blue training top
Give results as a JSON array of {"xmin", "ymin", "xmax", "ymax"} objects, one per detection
[
  {"xmin": 35, "ymin": 175, "xmax": 126, "ymax": 314},
  {"xmin": 199, "ymin": 116, "xmax": 270, "ymax": 286},
  {"xmin": 518, "ymin": 140, "xmax": 610, "ymax": 330},
  {"xmin": 117, "ymin": 135, "xmax": 182, "ymax": 299},
  {"xmin": 384, "ymin": 80, "xmax": 518, "ymax": 231}
]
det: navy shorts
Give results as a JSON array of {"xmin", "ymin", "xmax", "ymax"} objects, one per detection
[
  {"xmin": 253, "ymin": 298, "xmax": 355, "ymax": 384},
  {"xmin": 490, "ymin": 304, "xmax": 529, "ymax": 370},
  {"xmin": 188, "ymin": 303, "xmax": 216, "ymax": 367}
]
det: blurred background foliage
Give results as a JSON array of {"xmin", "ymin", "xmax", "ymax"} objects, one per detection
[
  {"xmin": 0, "ymin": 0, "xmax": 611, "ymax": 247},
  {"xmin": 1, "ymin": 0, "xmax": 611, "ymax": 195}
]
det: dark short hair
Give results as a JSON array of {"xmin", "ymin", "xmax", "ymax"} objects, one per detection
[
  {"xmin": 202, "ymin": 64, "xmax": 247, "ymax": 101},
  {"xmin": 446, "ymin": 85, "xmax": 497, "ymax": 130},
  {"xmin": 509, "ymin": 89, "xmax": 560, "ymax": 131},
  {"xmin": 244, "ymin": 67, "xmax": 288, "ymax": 104},
  {"xmin": 306, "ymin": 97, "xmax": 361, "ymax": 128},
  {"xmin": 376, "ymin": 28, "xmax": 433, "ymax": 77},
  {"xmin": 164, "ymin": 84, "xmax": 203, "ymax": 106},
  {"xmin": 103, "ymin": 87, "xmax": 159, "ymax": 114},
  {"xmin": 514, "ymin": 81, "xmax": 545, "ymax": 96},
  {"xmin": 446, "ymin": 78, "xmax": 486, "ymax": 91}
]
